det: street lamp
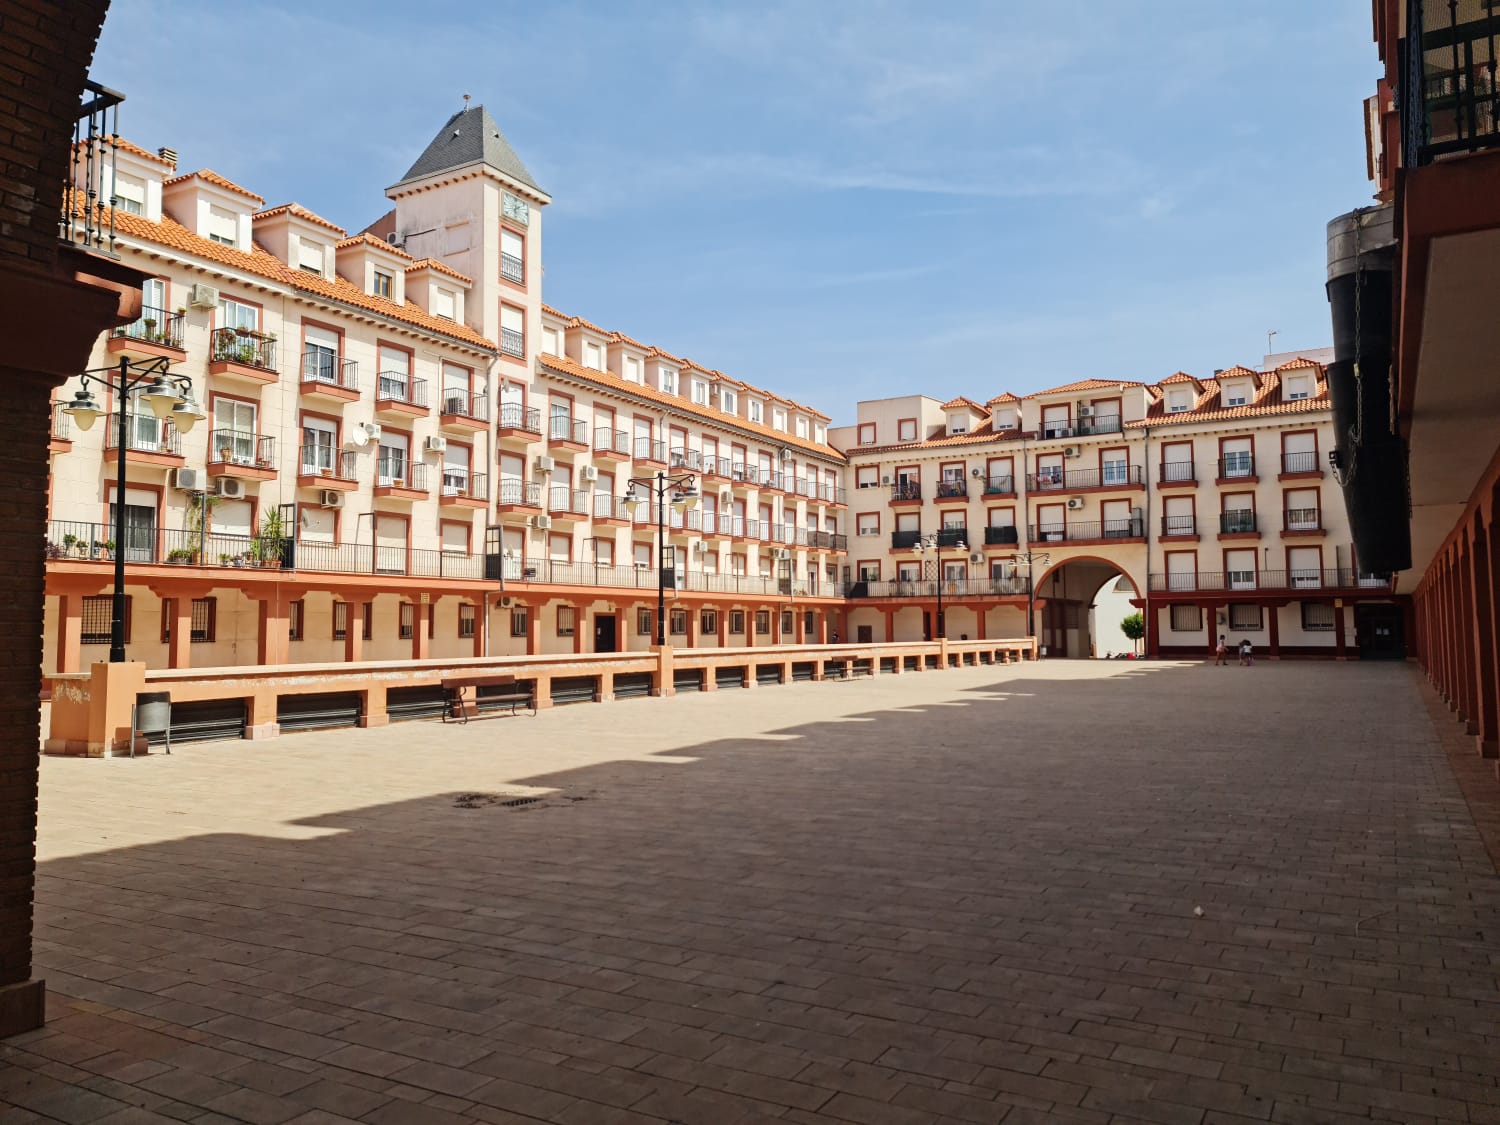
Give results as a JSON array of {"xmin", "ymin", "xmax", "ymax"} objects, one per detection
[
  {"xmin": 625, "ymin": 471, "xmax": 697, "ymax": 646},
  {"xmin": 63, "ymin": 356, "xmax": 204, "ymax": 662},
  {"xmin": 912, "ymin": 533, "xmax": 966, "ymax": 641},
  {"xmin": 1011, "ymin": 549, "xmax": 1051, "ymax": 645}
]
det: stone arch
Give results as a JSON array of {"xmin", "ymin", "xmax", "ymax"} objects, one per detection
[{"xmin": 1033, "ymin": 555, "xmax": 1142, "ymax": 658}]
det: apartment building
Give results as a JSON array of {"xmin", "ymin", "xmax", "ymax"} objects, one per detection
[
  {"xmin": 831, "ymin": 361, "xmax": 1406, "ymax": 659},
  {"xmin": 44, "ymin": 107, "xmax": 848, "ymax": 675}
]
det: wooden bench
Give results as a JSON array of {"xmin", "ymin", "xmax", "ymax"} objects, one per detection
[{"xmin": 440, "ymin": 674, "xmax": 536, "ymax": 724}]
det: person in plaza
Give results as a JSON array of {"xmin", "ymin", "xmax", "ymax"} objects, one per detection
[
  {"xmin": 1215, "ymin": 634, "xmax": 1228, "ymax": 665},
  {"xmin": 1239, "ymin": 637, "xmax": 1253, "ymax": 666}
]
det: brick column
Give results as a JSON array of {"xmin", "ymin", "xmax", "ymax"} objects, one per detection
[
  {"xmin": 167, "ymin": 596, "xmax": 194, "ymax": 670},
  {"xmin": 717, "ymin": 605, "xmax": 728, "ymax": 648},
  {"xmin": 745, "ymin": 608, "xmax": 757, "ymax": 649},
  {"xmin": 412, "ymin": 599, "xmax": 431, "ymax": 661},
  {"xmin": 1266, "ymin": 602, "xmax": 1281, "ymax": 660},
  {"xmin": 472, "ymin": 596, "xmax": 487, "ymax": 657},
  {"xmin": 882, "ymin": 606, "xmax": 895, "ymax": 642},
  {"xmin": 1470, "ymin": 513, "xmax": 1497, "ymax": 757},
  {"xmin": 574, "ymin": 604, "xmax": 586, "ymax": 655},
  {"xmin": 344, "ymin": 602, "xmax": 365, "ymax": 663},
  {"xmin": 526, "ymin": 601, "xmax": 541, "ymax": 655}
]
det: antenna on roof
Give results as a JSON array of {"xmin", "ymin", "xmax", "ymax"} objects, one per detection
[
  {"xmin": 1266, "ymin": 329, "xmax": 1277, "ymax": 354},
  {"xmin": 462, "ymin": 93, "xmax": 471, "ymax": 111}
]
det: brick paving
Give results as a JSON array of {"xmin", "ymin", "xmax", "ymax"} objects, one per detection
[{"xmin": 3, "ymin": 659, "xmax": 1499, "ymax": 1124}]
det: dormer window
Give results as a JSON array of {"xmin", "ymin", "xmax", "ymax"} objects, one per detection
[
  {"xmin": 208, "ymin": 204, "xmax": 237, "ymax": 245},
  {"xmin": 721, "ymin": 389, "xmax": 737, "ymax": 414},
  {"xmin": 815, "ymin": 424, "xmax": 826, "ymax": 444},
  {"xmin": 502, "ymin": 191, "xmax": 530, "ymax": 226},
  {"xmin": 373, "ymin": 271, "xmax": 392, "ymax": 299},
  {"xmin": 113, "ymin": 172, "xmax": 145, "ymax": 216},
  {"xmin": 659, "ymin": 367, "xmax": 677, "ymax": 394},
  {"xmin": 583, "ymin": 341, "xmax": 602, "ymax": 370},
  {"xmin": 795, "ymin": 416, "xmax": 809, "ymax": 439},
  {"xmin": 297, "ymin": 237, "xmax": 324, "ymax": 276},
  {"xmin": 1224, "ymin": 381, "xmax": 1251, "ymax": 407},
  {"xmin": 691, "ymin": 380, "xmax": 709, "ymax": 406},
  {"xmin": 542, "ymin": 327, "xmax": 559, "ymax": 355},
  {"xmin": 772, "ymin": 408, "xmax": 787, "ymax": 432},
  {"xmin": 947, "ymin": 414, "xmax": 967, "ymax": 435},
  {"xmin": 433, "ymin": 286, "xmax": 455, "ymax": 320},
  {"xmin": 1284, "ymin": 375, "xmax": 1312, "ymax": 400},
  {"xmin": 994, "ymin": 410, "xmax": 1015, "ymax": 429},
  {"xmin": 623, "ymin": 356, "xmax": 642, "ymax": 383},
  {"xmin": 1167, "ymin": 390, "xmax": 1191, "ymax": 413}
]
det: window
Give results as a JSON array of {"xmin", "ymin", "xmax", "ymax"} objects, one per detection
[
  {"xmin": 1301, "ymin": 603, "xmax": 1336, "ymax": 631},
  {"xmin": 637, "ymin": 608, "xmax": 653, "ymax": 636},
  {"xmin": 1284, "ymin": 375, "xmax": 1312, "ymax": 401},
  {"xmin": 1223, "ymin": 381, "xmax": 1251, "ymax": 407},
  {"xmin": 721, "ymin": 390, "xmax": 737, "ymax": 414},
  {"xmin": 373, "ymin": 271, "xmax": 392, "ymax": 299},
  {"xmin": 112, "ymin": 172, "xmax": 145, "ymax": 215},
  {"xmin": 333, "ymin": 601, "xmax": 348, "ymax": 641},
  {"xmin": 897, "ymin": 419, "xmax": 917, "ymax": 442},
  {"xmin": 795, "ymin": 416, "xmax": 809, "ymax": 439},
  {"xmin": 691, "ymin": 380, "xmax": 709, "ymax": 405},
  {"xmin": 857, "ymin": 423, "xmax": 876, "ymax": 445},
  {"xmin": 773, "ymin": 408, "xmax": 787, "ymax": 432},
  {"xmin": 297, "ymin": 238, "xmax": 324, "ymax": 276},
  {"xmin": 1168, "ymin": 390, "xmax": 1191, "ymax": 413},
  {"xmin": 624, "ymin": 356, "xmax": 642, "ymax": 384},
  {"xmin": 542, "ymin": 327, "xmax": 559, "ymax": 355},
  {"xmin": 207, "ymin": 204, "xmax": 237, "ymax": 245},
  {"xmin": 287, "ymin": 599, "xmax": 302, "ymax": 642},
  {"xmin": 510, "ymin": 606, "xmax": 528, "ymax": 637},
  {"xmin": 948, "ymin": 414, "xmax": 967, "ymax": 435},
  {"xmin": 217, "ymin": 297, "xmax": 258, "ymax": 332},
  {"xmin": 700, "ymin": 609, "xmax": 718, "ymax": 634},
  {"xmin": 670, "ymin": 608, "xmax": 687, "ymax": 635},
  {"xmin": 729, "ymin": 610, "xmax": 745, "ymax": 635},
  {"xmin": 557, "ymin": 605, "xmax": 576, "ymax": 637},
  {"xmin": 659, "ymin": 367, "xmax": 677, "ymax": 394},
  {"xmin": 755, "ymin": 609, "xmax": 771, "ymax": 634},
  {"xmin": 500, "ymin": 304, "xmax": 525, "ymax": 357},
  {"xmin": 856, "ymin": 466, "xmax": 878, "ymax": 489},
  {"xmin": 583, "ymin": 341, "xmax": 602, "ymax": 370},
  {"xmin": 458, "ymin": 604, "xmax": 476, "ymax": 638},
  {"xmin": 857, "ymin": 513, "xmax": 879, "ymax": 537},
  {"xmin": 502, "ymin": 191, "xmax": 530, "ymax": 226},
  {"xmin": 500, "ymin": 229, "xmax": 525, "ymax": 283},
  {"xmin": 816, "ymin": 425, "xmax": 826, "ymax": 444},
  {"xmin": 212, "ymin": 396, "xmax": 258, "ymax": 463},
  {"xmin": 399, "ymin": 602, "xmax": 415, "ymax": 640},
  {"xmin": 1227, "ymin": 604, "xmax": 1262, "ymax": 631},
  {"xmin": 1170, "ymin": 605, "xmax": 1202, "ymax": 632},
  {"xmin": 749, "ymin": 400, "xmax": 763, "ymax": 424},
  {"xmin": 433, "ymin": 287, "xmax": 455, "ymax": 320},
  {"xmin": 81, "ymin": 595, "xmax": 128, "ymax": 645}
]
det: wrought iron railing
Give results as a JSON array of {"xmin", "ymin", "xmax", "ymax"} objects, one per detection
[
  {"xmin": 440, "ymin": 471, "xmax": 487, "ymax": 501},
  {"xmin": 1160, "ymin": 461, "xmax": 1196, "ymax": 484},
  {"xmin": 302, "ymin": 349, "xmax": 359, "ymax": 391},
  {"xmin": 984, "ymin": 474, "xmax": 1015, "ymax": 495},
  {"xmin": 634, "ymin": 437, "xmax": 666, "ymax": 462},
  {"xmin": 1219, "ymin": 511, "xmax": 1258, "ymax": 535},
  {"xmin": 595, "ymin": 428, "xmax": 630, "ymax": 455},
  {"xmin": 549, "ymin": 416, "xmax": 589, "ymax": 444},
  {"xmin": 1216, "ymin": 455, "xmax": 1256, "ymax": 480},
  {"xmin": 208, "ymin": 429, "xmax": 273, "ymax": 467},
  {"xmin": 498, "ymin": 403, "xmax": 541, "ymax": 433},
  {"xmin": 1028, "ymin": 518, "xmax": 1144, "ymax": 542},
  {"xmin": 1149, "ymin": 569, "xmax": 1390, "ymax": 593},
  {"xmin": 1161, "ymin": 514, "xmax": 1196, "ymax": 537},
  {"xmin": 500, "ymin": 327, "xmax": 525, "ymax": 357},
  {"xmin": 1076, "ymin": 413, "xmax": 1123, "ymax": 436},
  {"xmin": 299, "ymin": 447, "xmax": 357, "ymax": 481},
  {"xmin": 500, "ymin": 252, "xmax": 524, "ymax": 283},
  {"xmin": 1027, "ymin": 465, "xmax": 1142, "ymax": 491},
  {"xmin": 52, "ymin": 403, "xmax": 73, "ymax": 441},
  {"xmin": 377, "ymin": 459, "xmax": 428, "ymax": 491},
  {"xmin": 440, "ymin": 388, "xmax": 488, "ymax": 421},
  {"xmin": 1404, "ymin": 0, "xmax": 1500, "ymax": 166},
  {"xmin": 891, "ymin": 529, "xmax": 922, "ymax": 549},
  {"xmin": 983, "ymin": 525, "xmax": 1019, "ymax": 545},
  {"xmin": 61, "ymin": 79, "xmax": 124, "ymax": 254},
  {"xmin": 890, "ymin": 482, "xmax": 922, "ymax": 502},
  {"xmin": 105, "ymin": 414, "xmax": 182, "ymax": 456},
  {"xmin": 211, "ymin": 327, "xmax": 277, "ymax": 372},
  {"xmin": 548, "ymin": 485, "xmax": 591, "ymax": 515},
  {"xmin": 1281, "ymin": 451, "xmax": 1319, "ymax": 474},
  {"xmin": 377, "ymin": 372, "xmax": 427, "ymax": 408},
  {"xmin": 497, "ymin": 479, "xmax": 542, "ymax": 506},
  {"xmin": 852, "ymin": 577, "xmax": 1030, "ymax": 599},
  {"xmin": 935, "ymin": 480, "xmax": 968, "ymax": 500},
  {"xmin": 593, "ymin": 493, "xmax": 631, "ymax": 520},
  {"xmin": 113, "ymin": 306, "xmax": 184, "ymax": 349},
  {"xmin": 1283, "ymin": 507, "xmax": 1322, "ymax": 531}
]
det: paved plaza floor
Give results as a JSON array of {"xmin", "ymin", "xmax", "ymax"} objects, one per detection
[{"xmin": 3, "ymin": 659, "xmax": 1499, "ymax": 1124}]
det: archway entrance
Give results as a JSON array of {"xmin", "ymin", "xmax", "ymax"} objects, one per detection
[{"xmin": 1035, "ymin": 557, "xmax": 1140, "ymax": 659}]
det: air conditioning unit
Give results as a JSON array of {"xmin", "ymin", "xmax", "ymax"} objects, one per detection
[
  {"xmin": 1067, "ymin": 497, "xmax": 1086, "ymax": 510},
  {"xmin": 1077, "ymin": 405, "xmax": 1095, "ymax": 418},
  {"xmin": 881, "ymin": 475, "xmax": 891, "ymax": 485},
  {"xmin": 1063, "ymin": 445, "xmax": 1081, "ymax": 458},
  {"xmin": 498, "ymin": 596, "xmax": 513, "ymax": 608},
  {"xmin": 187, "ymin": 283, "xmax": 219, "ymax": 309},
  {"xmin": 777, "ymin": 447, "xmax": 791, "ymax": 462},
  {"xmin": 692, "ymin": 541, "xmax": 707, "ymax": 555},
  {"xmin": 320, "ymin": 490, "xmax": 344, "ymax": 509},
  {"xmin": 719, "ymin": 488, "xmax": 733, "ymax": 503},
  {"xmin": 214, "ymin": 477, "xmax": 246, "ymax": 500},
  {"xmin": 773, "ymin": 547, "xmax": 792, "ymax": 560},
  {"xmin": 360, "ymin": 422, "xmax": 382, "ymax": 443},
  {"xmin": 534, "ymin": 455, "xmax": 555, "ymax": 474},
  {"xmin": 532, "ymin": 514, "xmax": 552, "ymax": 530},
  {"xmin": 580, "ymin": 465, "xmax": 599, "ymax": 483},
  {"xmin": 970, "ymin": 552, "xmax": 984, "ymax": 563},
  {"xmin": 970, "ymin": 468, "xmax": 983, "ymax": 478},
  {"xmin": 424, "ymin": 435, "xmax": 447, "ymax": 454},
  {"xmin": 171, "ymin": 467, "xmax": 203, "ymax": 492}
]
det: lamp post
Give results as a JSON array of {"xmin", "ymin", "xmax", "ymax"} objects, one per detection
[
  {"xmin": 1012, "ymin": 549, "xmax": 1051, "ymax": 646},
  {"xmin": 63, "ymin": 356, "xmax": 204, "ymax": 662},
  {"xmin": 625, "ymin": 471, "xmax": 697, "ymax": 646},
  {"xmin": 913, "ymin": 534, "xmax": 967, "ymax": 641}
]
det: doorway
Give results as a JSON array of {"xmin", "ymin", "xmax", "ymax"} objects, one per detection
[
  {"xmin": 593, "ymin": 613, "xmax": 618, "ymax": 653},
  {"xmin": 1355, "ymin": 604, "xmax": 1405, "ymax": 660}
]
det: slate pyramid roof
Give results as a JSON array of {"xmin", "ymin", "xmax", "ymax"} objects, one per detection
[{"xmin": 393, "ymin": 105, "xmax": 542, "ymax": 194}]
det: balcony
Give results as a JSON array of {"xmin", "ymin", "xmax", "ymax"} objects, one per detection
[
  {"xmin": 439, "ymin": 471, "xmax": 487, "ymax": 509},
  {"xmin": 497, "ymin": 402, "xmax": 542, "ymax": 441},
  {"xmin": 107, "ymin": 306, "xmax": 185, "ymax": 361},
  {"xmin": 807, "ymin": 530, "xmax": 848, "ymax": 552},
  {"xmin": 817, "ymin": 481, "xmax": 847, "ymax": 505},
  {"xmin": 300, "ymin": 350, "xmax": 360, "ymax": 402},
  {"xmin": 634, "ymin": 437, "xmax": 667, "ymax": 465},
  {"xmin": 209, "ymin": 327, "xmax": 278, "ymax": 384},
  {"xmin": 1026, "ymin": 465, "xmax": 1143, "ymax": 493},
  {"xmin": 548, "ymin": 416, "xmax": 589, "ymax": 451},
  {"xmin": 1028, "ymin": 517, "xmax": 1145, "ymax": 545},
  {"xmin": 796, "ymin": 476, "xmax": 819, "ymax": 501},
  {"xmin": 1281, "ymin": 507, "xmax": 1326, "ymax": 538},
  {"xmin": 1404, "ymin": 0, "xmax": 1500, "ymax": 166},
  {"xmin": 1218, "ymin": 511, "xmax": 1259, "ymax": 539},
  {"xmin": 375, "ymin": 458, "xmax": 429, "ymax": 499},
  {"xmin": 496, "ymin": 478, "xmax": 543, "ymax": 512},
  {"xmin": 933, "ymin": 528, "xmax": 968, "ymax": 548},
  {"xmin": 594, "ymin": 427, "xmax": 631, "ymax": 460},
  {"xmin": 890, "ymin": 482, "xmax": 922, "ymax": 505},
  {"xmin": 669, "ymin": 448, "xmax": 704, "ymax": 472},
  {"xmin": 375, "ymin": 373, "xmax": 428, "ymax": 417},
  {"xmin": 207, "ymin": 430, "xmax": 275, "ymax": 480},
  {"xmin": 297, "ymin": 447, "xmax": 358, "ymax": 491},
  {"xmin": 438, "ymin": 388, "xmax": 489, "ymax": 432},
  {"xmin": 764, "ymin": 470, "xmax": 785, "ymax": 493},
  {"xmin": 500, "ymin": 251, "xmax": 524, "ymax": 284},
  {"xmin": 103, "ymin": 414, "xmax": 183, "ymax": 465},
  {"xmin": 1278, "ymin": 450, "xmax": 1323, "ymax": 479},
  {"xmin": 934, "ymin": 480, "xmax": 969, "ymax": 503},
  {"xmin": 983, "ymin": 525, "xmax": 1020, "ymax": 547},
  {"xmin": 49, "ymin": 403, "xmax": 72, "ymax": 454},
  {"xmin": 1160, "ymin": 514, "xmax": 1198, "ymax": 540},
  {"xmin": 547, "ymin": 485, "xmax": 591, "ymax": 519},
  {"xmin": 500, "ymin": 327, "xmax": 525, "ymax": 358},
  {"xmin": 983, "ymin": 474, "xmax": 1015, "ymax": 496},
  {"xmin": 1076, "ymin": 413, "xmax": 1123, "ymax": 436},
  {"xmin": 849, "ymin": 576, "xmax": 1030, "ymax": 599},
  {"xmin": 1215, "ymin": 456, "xmax": 1257, "ymax": 484},
  {"xmin": 890, "ymin": 529, "xmax": 922, "ymax": 549},
  {"xmin": 593, "ymin": 492, "xmax": 631, "ymax": 524},
  {"xmin": 1148, "ymin": 569, "xmax": 1394, "ymax": 595},
  {"xmin": 1157, "ymin": 461, "xmax": 1197, "ymax": 488},
  {"xmin": 702, "ymin": 456, "xmax": 729, "ymax": 480}
]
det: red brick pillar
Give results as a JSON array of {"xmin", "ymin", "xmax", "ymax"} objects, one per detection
[
  {"xmin": 344, "ymin": 602, "xmax": 365, "ymax": 663},
  {"xmin": 1334, "ymin": 599, "xmax": 1347, "ymax": 661},
  {"xmin": 413, "ymin": 599, "xmax": 431, "ymax": 660},
  {"xmin": 526, "ymin": 601, "xmax": 541, "ymax": 655},
  {"xmin": 882, "ymin": 606, "xmax": 894, "ymax": 642},
  {"xmin": 1469, "ymin": 513, "xmax": 1498, "ymax": 757},
  {"xmin": 1267, "ymin": 603, "xmax": 1280, "ymax": 659},
  {"xmin": 472, "ymin": 596, "xmax": 487, "ymax": 657},
  {"xmin": 1458, "ymin": 536, "xmax": 1477, "ymax": 731},
  {"xmin": 717, "ymin": 606, "xmax": 728, "ymax": 648},
  {"xmin": 53, "ymin": 591, "xmax": 83, "ymax": 674},
  {"xmin": 166, "ymin": 596, "xmax": 193, "ymax": 670}
]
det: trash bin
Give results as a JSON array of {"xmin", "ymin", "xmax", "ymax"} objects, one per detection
[{"xmin": 134, "ymin": 691, "xmax": 172, "ymax": 755}]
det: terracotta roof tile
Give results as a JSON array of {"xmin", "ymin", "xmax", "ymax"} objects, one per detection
[
  {"xmin": 102, "ymin": 137, "xmax": 175, "ymax": 169},
  {"xmin": 845, "ymin": 420, "xmax": 1031, "ymax": 456},
  {"xmin": 1026, "ymin": 377, "xmax": 1144, "ymax": 397},
  {"xmin": 405, "ymin": 257, "xmax": 472, "ymax": 285},
  {"xmin": 253, "ymin": 202, "xmax": 346, "ymax": 236},
  {"xmin": 335, "ymin": 231, "xmax": 414, "ymax": 260},
  {"xmin": 940, "ymin": 396, "xmax": 989, "ymax": 413},
  {"xmin": 1157, "ymin": 371, "xmax": 1200, "ymax": 386},
  {"xmin": 103, "ymin": 206, "xmax": 493, "ymax": 351},
  {"xmin": 539, "ymin": 353, "xmax": 843, "ymax": 462},
  {"xmin": 985, "ymin": 391, "xmax": 1020, "ymax": 404},
  {"xmin": 1273, "ymin": 356, "xmax": 1323, "ymax": 371},
  {"xmin": 163, "ymin": 168, "xmax": 265, "ymax": 205}
]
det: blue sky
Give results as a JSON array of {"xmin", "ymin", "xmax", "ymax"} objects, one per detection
[{"xmin": 96, "ymin": 1, "xmax": 1377, "ymax": 422}]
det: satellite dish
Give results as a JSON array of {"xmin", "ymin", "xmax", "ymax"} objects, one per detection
[{"xmin": 348, "ymin": 424, "xmax": 370, "ymax": 448}]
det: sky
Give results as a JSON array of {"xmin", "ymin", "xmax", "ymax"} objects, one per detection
[{"xmin": 95, "ymin": 1, "xmax": 1378, "ymax": 423}]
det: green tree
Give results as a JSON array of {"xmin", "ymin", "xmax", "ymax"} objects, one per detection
[{"xmin": 1120, "ymin": 611, "xmax": 1145, "ymax": 655}]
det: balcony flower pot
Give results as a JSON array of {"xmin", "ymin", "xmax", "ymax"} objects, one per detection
[{"xmin": 219, "ymin": 447, "xmax": 234, "ymax": 463}]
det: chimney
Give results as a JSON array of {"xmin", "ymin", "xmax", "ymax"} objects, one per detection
[{"xmin": 157, "ymin": 146, "xmax": 178, "ymax": 166}]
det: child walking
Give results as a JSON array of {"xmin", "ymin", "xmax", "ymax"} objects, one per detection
[{"xmin": 1214, "ymin": 634, "xmax": 1228, "ymax": 665}]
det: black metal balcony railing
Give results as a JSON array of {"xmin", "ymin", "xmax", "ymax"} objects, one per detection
[
  {"xmin": 1160, "ymin": 461, "xmax": 1196, "ymax": 484},
  {"xmin": 51, "ymin": 402, "xmax": 72, "ymax": 441},
  {"xmin": 1281, "ymin": 451, "xmax": 1318, "ymax": 474},
  {"xmin": 440, "ymin": 388, "xmax": 489, "ymax": 421},
  {"xmin": 807, "ymin": 530, "xmax": 848, "ymax": 551},
  {"xmin": 851, "ymin": 576, "xmax": 1031, "ymax": 599},
  {"xmin": 208, "ymin": 429, "xmax": 274, "ymax": 467},
  {"xmin": 440, "ymin": 472, "xmax": 487, "ymax": 501},
  {"xmin": 1149, "ymin": 569, "xmax": 1392, "ymax": 594},
  {"xmin": 1217, "ymin": 456, "xmax": 1256, "ymax": 480},
  {"xmin": 500, "ymin": 251, "xmax": 524, "ymax": 283},
  {"xmin": 593, "ymin": 493, "xmax": 631, "ymax": 520},
  {"xmin": 105, "ymin": 414, "xmax": 182, "ymax": 456},
  {"xmin": 547, "ymin": 486, "xmax": 591, "ymax": 515},
  {"xmin": 764, "ymin": 470, "xmax": 785, "ymax": 492},
  {"xmin": 595, "ymin": 428, "xmax": 630, "ymax": 455},
  {"xmin": 300, "ymin": 446, "xmax": 357, "ymax": 480},
  {"xmin": 549, "ymin": 416, "xmax": 588, "ymax": 444},
  {"xmin": 983, "ymin": 525, "xmax": 1019, "ymax": 546},
  {"xmin": 984, "ymin": 474, "xmax": 1015, "ymax": 495},
  {"xmin": 113, "ymin": 306, "xmax": 185, "ymax": 349},
  {"xmin": 934, "ymin": 528, "xmax": 968, "ymax": 548},
  {"xmin": 634, "ymin": 437, "xmax": 666, "ymax": 462},
  {"xmin": 377, "ymin": 373, "xmax": 427, "ymax": 408},
  {"xmin": 498, "ymin": 403, "xmax": 542, "ymax": 433},
  {"xmin": 62, "ymin": 80, "xmax": 125, "ymax": 254},
  {"xmin": 1027, "ymin": 465, "xmax": 1142, "ymax": 491},
  {"xmin": 670, "ymin": 448, "xmax": 704, "ymax": 471},
  {"xmin": 1161, "ymin": 514, "xmax": 1197, "ymax": 537},
  {"xmin": 891, "ymin": 529, "xmax": 923, "ymax": 550},
  {"xmin": 1283, "ymin": 507, "xmax": 1323, "ymax": 532},
  {"xmin": 890, "ymin": 482, "xmax": 921, "ymax": 502},
  {"xmin": 1404, "ymin": 0, "xmax": 1500, "ymax": 166},
  {"xmin": 303, "ymin": 349, "xmax": 359, "ymax": 391},
  {"xmin": 1076, "ymin": 413, "xmax": 1123, "ymax": 436},
  {"xmin": 500, "ymin": 327, "xmax": 525, "ymax": 357},
  {"xmin": 497, "ymin": 479, "xmax": 542, "ymax": 506},
  {"xmin": 817, "ymin": 482, "xmax": 847, "ymax": 504},
  {"xmin": 935, "ymin": 480, "xmax": 968, "ymax": 500},
  {"xmin": 211, "ymin": 327, "xmax": 277, "ymax": 372},
  {"xmin": 1219, "ymin": 511, "xmax": 1258, "ymax": 535},
  {"xmin": 377, "ymin": 459, "xmax": 428, "ymax": 490},
  {"xmin": 1028, "ymin": 517, "xmax": 1144, "ymax": 542}
]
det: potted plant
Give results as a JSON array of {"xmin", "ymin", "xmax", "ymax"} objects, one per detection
[
  {"xmin": 62, "ymin": 532, "xmax": 78, "ymax": 556},
  {"xmin": 218, "ymin": 553, "xmax": 233, "ymax": 567},
  {"xmin": 167, "ymin": 547, "xmax": 193, "ymax": 564},
  {"xmin": 102, "ymin": 539, "xmax": 115, "ymax": 560},
  {"xmin": 253, "ymin": 508, "xmax": 285, "ymax": 568}
]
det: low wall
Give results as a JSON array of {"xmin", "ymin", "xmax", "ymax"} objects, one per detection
[{"xmin": 44, "ymin": 638, "xmax": 1037, "ymax": 756}]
